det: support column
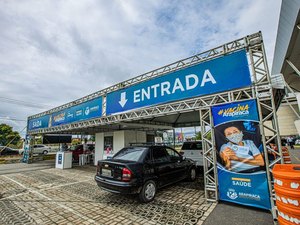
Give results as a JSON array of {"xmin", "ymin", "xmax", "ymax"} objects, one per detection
[
  {"xmin": 113, "ymin": 131, "xmax": 125, "ymax": 153},
  {"xmin": 200, "ymin": 108, "xmax": 218, "ymax": 202},
  {"xmin": 94, "ymin": 133, "xmax": 104, "ymax": 165},
  {"xmin": 296, "ymin": 93, "xmax": 300, "ymax": 112}
]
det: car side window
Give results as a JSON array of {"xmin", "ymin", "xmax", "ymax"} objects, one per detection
[
  {"xmin": 152, "ymin": 147, "xmax": 170, "ymax": 163},
  {"xmin": 166, "ymin": 147, "xmax": 181, "ymax": 162},
  {"xmin": 144, "ymin": 150, "xmax": 152, "ymax": 163},
  {"xmin": 195, "ymin": 143, "xmax": 202, "ymax": 150}
]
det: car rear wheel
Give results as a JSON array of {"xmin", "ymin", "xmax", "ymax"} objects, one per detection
[
  {"xmin": 139, "ymin": 180, "xmax": 156, "ymax": 203},
  {"xmin": 188, "ymin": 167, "xmax": 196, "ymax": 181},
  {"xmin": 43, "ymin": 150, "xmax": 48, "ymax": 155}
]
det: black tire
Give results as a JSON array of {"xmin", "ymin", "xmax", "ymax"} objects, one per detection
[
  {"xmin": 43, "ymin": 150, "xmax": 48, "ymax": 155},
  {"xmin": 188, "ymin": 167, "xmax": 197, "ymax": 181},
  {"xmin": 139, "ymin": 180, "xmax": 156, "ymax": 203}
]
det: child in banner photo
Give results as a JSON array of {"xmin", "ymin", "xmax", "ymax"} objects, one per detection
[{"xmin": 216, "ymin": 122, "xmax": 265, "ymax": 173}]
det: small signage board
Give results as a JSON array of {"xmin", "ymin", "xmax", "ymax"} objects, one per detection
[
  {"xmin": 58, "ymin": 153, "xmax": 62, "ymax": 165},
  {"xmin": 22, "ymin": 134, "xmax": 31, "ymax": 163}
]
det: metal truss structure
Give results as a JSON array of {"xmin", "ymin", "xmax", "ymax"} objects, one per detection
[
  {"xmin": 29, "ymin": 33, "xmax": 249, "ymax": 120},
  {"xmin": 199, "ymin": 32, "xmax": 283, "ymax": 222},
  {"xmin": 29, "ymin": 32, "xmax": 258, "ymax": 132},
  {"xmin": 27, "ymin": 32, "xmax": 283, "ymax": 221}
]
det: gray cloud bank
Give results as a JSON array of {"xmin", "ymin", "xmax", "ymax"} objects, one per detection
[{"xmin": 0, "ymin": 0, "xmax": 281, "ymax": 136}]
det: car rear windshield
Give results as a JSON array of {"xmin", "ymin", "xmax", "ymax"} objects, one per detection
[
  {"xmin": 113, "ymin": 147, "xmax": 148, "ymax": 162},
  {"xmin": 181, "ymin": 142, "xmax": 202, "ymax": 150}
]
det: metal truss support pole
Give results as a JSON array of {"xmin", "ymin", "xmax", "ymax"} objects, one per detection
[
  {"xmin": 248, "ymin": 33, "xmax": 283, "ymax": 222},
  {"xmin": 286, "ymin": 59, "xmax": 300, "ymax": 77},
  {"xmin": 200, "ymin": 108, "xmax": 218, "ymax": 202},
  {"xmin": 284, "ymin": 82, "xmax": 300, "ymax": 118}
]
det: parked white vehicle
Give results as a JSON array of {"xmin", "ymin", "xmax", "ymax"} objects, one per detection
[
  {"xmin": 180, "ymin": 141, "xmax": 204, "ymax": 167},
  {"xmin": 19, "ymin": 144, "xmax": 51, "ymax": 155}
]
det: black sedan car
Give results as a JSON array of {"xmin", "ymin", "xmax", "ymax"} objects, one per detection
[
  {"xmin": 0, "ymin": 146, "xmax": 20, "ymax": 156},
  {"xmin": 95, "ymin": 145, "xmax": 196, "ymax": 202}
]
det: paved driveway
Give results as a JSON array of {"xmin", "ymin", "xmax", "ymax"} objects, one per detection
[{"xmin": 0, "ymin": 166, "xmax": 215, "ymax": 225}]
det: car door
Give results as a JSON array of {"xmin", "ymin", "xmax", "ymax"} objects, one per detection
[
  {"xmin": 6, "ymin": 148, "xmax": 14, "ymax": 155},
  {"xmin": 165, "ymin": 147, "xmax": 187, "ymax": 182},
  {"xmin": 33, "ymin": 145, "xmax": 40, "ymax": 154},
  {"xmin": 151, "ymin": 146, "xmax": 173, "ymax": 187},
  {"xmin": 1, "ymin": 148, "xmax": 8, "ymax": 156}
]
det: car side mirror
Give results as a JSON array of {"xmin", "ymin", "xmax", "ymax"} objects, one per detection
[{"xmin": 179, "ymin": 155, "xmax": 186, "ymax": 162}]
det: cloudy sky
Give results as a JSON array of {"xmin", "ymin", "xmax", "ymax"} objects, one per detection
[{"xmin": 0, "ymin": 0, "xmax": 281, "ymax": 136}]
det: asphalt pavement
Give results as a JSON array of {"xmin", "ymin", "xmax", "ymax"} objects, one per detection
[
  {"xmin": 203, "ymin": 201, "xmax": 273, "ymax": 225},
  {"xmin": 0, "ymin": 160, "xmax": 55, "ymax": 175},
  {"xmin": 289, "ymin": 146, "xmax": 300, "ymax": 164}
]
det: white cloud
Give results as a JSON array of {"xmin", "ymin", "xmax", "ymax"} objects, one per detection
[{"xmin": 0, "ymin": 0, "xmax": 281, "ymax": 136}]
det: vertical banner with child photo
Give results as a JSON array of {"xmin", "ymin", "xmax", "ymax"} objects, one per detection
[{"xmin": 212, "ymin": 99, "xmax": 271, "ymax": 210}]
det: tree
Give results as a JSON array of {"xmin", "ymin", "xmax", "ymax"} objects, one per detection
[
  {"xmin": 196, "ymin": 131, "xmax": 202, "ymax": 140},
  {"xmin": 196, "ymin": 130, "xmax": 212, "ymax": 140},
  {"xmin": 0, "ymin": 124, "xmax": 21, "ymax": 146}
]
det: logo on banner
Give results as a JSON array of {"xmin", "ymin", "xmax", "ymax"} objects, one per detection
[
  {"xmin": 218, "ymin": 103, "xmax": 249, "ymax": 117},
  {"xmin": 76, "ymin": 110, "xmax": 83, "ymax": 116},
  {"xmin": 232, "ymin": 177, "xmax": 252, "ymax": 187},
  {"xmin": 53, "ymin": 112, "xmax": 65, "ymax": 122},
  {"xmin": 67, "ymin": 112, "xmax": 74, "ymax": 118},
  {"xmin": 85, "ymin": 107, "xmax": 90, "ymax": 116},
  {"xmin": 227, "ymin": 189, "xmax": 238, "ymax": 200},
  {"xmin": 32, "ymin": 120, "xmax": 42, "ymax": 128}
]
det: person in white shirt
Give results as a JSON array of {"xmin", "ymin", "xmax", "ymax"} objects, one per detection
[{"xmin": 219, "ymin": 126, "xmax": 265, "ymax": 173}]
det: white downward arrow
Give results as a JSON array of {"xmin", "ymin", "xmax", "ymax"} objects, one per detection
[{"xmin": 119, "ymin": 92, "xmax": 128, "ymax": 107}]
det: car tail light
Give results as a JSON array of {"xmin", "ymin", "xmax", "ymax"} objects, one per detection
[{"xmin": 122, "ymin": 168, "xmax": 132, "ymax": 182}]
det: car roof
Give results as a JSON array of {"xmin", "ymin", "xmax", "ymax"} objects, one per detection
[
  {"xmin": 128, "ymin": 144, "xmax": 171, "ymax": 148},
  {"xmin": 0, "ymin": 146, "xmax": 13, "ymax": 150}
]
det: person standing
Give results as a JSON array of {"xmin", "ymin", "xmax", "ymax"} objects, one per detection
[
  {"xmin": 62, "ymin": 143, "xmax": 68, "ymax": 151},
  {"xmin": 83, "ymin": 138, "xmax": 88, "ymax": 154},
  {"xmin": 287, "ymin": 136, "xmax": 294, "ymax": 149}
]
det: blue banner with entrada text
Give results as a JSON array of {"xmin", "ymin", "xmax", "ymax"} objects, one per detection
[
  {"xmin": 107, "ymin": 49, "xmax": 251, "ymax": 115},
  {"xmin": 212, "ymin": 99, "xmax": 271, "ymax": 210}
]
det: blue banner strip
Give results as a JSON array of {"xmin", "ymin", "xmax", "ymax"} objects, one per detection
[
  {"xmin": 51, "ymin": 97, "xmax": 102, "ymax": 127},
  {"xmin": 28, "ymin": 114, "xmax": 50, "ymax": 131},
  {"xmin": 107, "ymin": 49, "xmax": 251, "ymax": 115}
]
